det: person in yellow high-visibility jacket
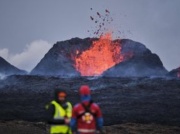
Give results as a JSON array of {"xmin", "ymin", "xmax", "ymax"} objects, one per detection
[{"xmin": 46, "ymin": 88, "xmax": 72, "ymax": 134}]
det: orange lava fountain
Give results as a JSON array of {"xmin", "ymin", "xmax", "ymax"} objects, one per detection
[{"xmin": 74, "ymin": 33, "xmax": 124, "ymax": 76}]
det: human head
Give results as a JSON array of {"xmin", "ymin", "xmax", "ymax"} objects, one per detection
[
  {"xmin": 54, "ymin": 88, "xmax": 67, "ymax": 103},
  {"xmin": 79, "ymin": 85, "xmax": 91, "ymax": 102}
]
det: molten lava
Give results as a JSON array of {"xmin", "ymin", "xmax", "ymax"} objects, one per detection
[{"xmin": 74, "ymin": 33, "xmax": 124, "ymax": 76}]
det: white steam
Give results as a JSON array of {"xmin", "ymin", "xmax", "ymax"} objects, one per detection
[{"xmin": 0, "ymin": 40, "xmax": 52, "ymax": 72}]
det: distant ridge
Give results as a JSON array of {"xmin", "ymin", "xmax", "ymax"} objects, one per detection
[
  {"xmin": 167, "ymin": 67, "xmax": 180, "ymax": 78},
  {"xmin": 0, "ymin": 57, "xmax": 27, "ymax": 76}
]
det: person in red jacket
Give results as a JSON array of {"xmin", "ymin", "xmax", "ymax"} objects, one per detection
[{"xmin": 70, "ymin": 85, "xmax": 103, "ymax": 134}]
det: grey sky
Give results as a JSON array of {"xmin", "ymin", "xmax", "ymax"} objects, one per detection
[{"xmin": 0, "ymin": 0, "xmax": 180, "ymax": 71}]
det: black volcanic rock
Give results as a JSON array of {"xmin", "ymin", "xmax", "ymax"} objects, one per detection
[
  {"xmin": 0, "ymin": 75, "xmax": 180, "ymax": 126},
  {"xmin": 167, "ymin": 67, "xmax": 180, "ymax": 78},
  {"xmin": 103, "ymin": 39, "xmax": 168, "ymax": 77},
  {"xmin": 31, "ymin": 38, "xmax": 167, "ymax": 77},
  {"xmin": 0, "ymin": 57, "xmax": 26, "ymax": 76}
]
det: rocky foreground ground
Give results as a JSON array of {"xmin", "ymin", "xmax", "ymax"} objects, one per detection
[
  {"xmin": 0, "ymin": 75, "xmax": 180, "ymax": 133},
  {"xmin": 0, "ymin": 121, "xmax": 180, "ymax": 134}
]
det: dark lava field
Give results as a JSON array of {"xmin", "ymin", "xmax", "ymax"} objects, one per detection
[{"xmin": 0, "ymin": 75, "xmax": 180, "ymax": 127}]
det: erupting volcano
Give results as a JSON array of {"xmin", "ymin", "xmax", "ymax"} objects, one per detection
[
  {"xmin": 73, "ymin": 33, "xmax": 124, "ymax": 76},
  {"xmin": 31, "ymin": 9, "xmax": 167, "ymax": 77}
]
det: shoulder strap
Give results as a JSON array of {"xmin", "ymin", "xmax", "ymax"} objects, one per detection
[
  {"xmin": 77, "ymin": 101, "xmax": 96, "ymax": 118},
  {"xmin": 81, "ymin": 101, "xmax": 92, "ymax": 113}
]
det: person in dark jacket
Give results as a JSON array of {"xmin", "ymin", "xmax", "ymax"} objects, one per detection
[{"xmin": 46, "ymin": 88, "xmax": 72, "ymax": 134}]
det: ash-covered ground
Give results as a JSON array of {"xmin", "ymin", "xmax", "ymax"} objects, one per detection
[
  {"xmin": 1, "ymin": 121, "xmax": 180, "ymax": 134},
  {"xmin": 0, "ymin": 75, "xmax": 180, "ymax": 133}
]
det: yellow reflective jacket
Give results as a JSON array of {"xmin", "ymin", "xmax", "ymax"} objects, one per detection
[{"xmin": 47, "ymin": 100, "xmax": 72, "ymax": 134}]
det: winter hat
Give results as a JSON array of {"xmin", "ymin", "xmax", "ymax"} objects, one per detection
[{"xmin": 79, "ymin": 85, "xmax": 91, "ymax": 95}]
